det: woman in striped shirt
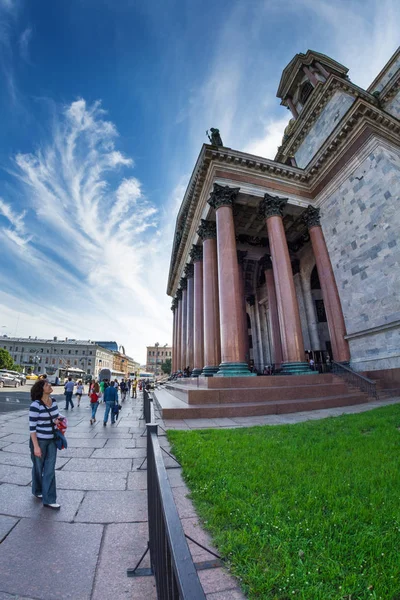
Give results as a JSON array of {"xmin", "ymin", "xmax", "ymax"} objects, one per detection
[{"xmin": 29, "ymin": 379, "xmax": 62, "ymax": 509}]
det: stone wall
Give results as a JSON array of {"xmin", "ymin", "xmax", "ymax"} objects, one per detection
[
  {"xmin": 384, "ymin": 88, "xmax": 400, "ymax": 119},
  {"xmin": 295, "ymin": 91, "xmax": 355, "ymax": 168},
  {"xmin": 320, "ymin": 142, "xmax": 400, "ymax": 371}
]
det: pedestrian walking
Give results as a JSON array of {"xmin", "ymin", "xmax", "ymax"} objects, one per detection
[
  {"xmin": 103, "ymin": 383, "xmax": 118, "ymax": 426},
  {"xmin": 75, "ymin": 380, "xmax": 84, "ymax": 407},
  {"xmin": 64, "ymin": 377, "xmax": 75, "ymax": 410},
  {"xmin": 89, "ymin": 381, "xmax": 100, "ymax": 425},
  {"xmin": 29, "ymin": 378, "xmax": 62, "ymax": 509},
  {"xmin": 120, "ymin": 379, "xmax": 127, "ymax": 402}
]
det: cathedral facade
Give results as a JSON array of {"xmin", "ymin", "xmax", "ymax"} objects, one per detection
[{"xmin": 167, "ymin": 48, "xmax": 400, "ymax": 382}]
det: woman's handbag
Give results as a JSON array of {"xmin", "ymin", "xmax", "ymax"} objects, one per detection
[{"xmin": 40, "ymin": 401, "xmax": 68, "ymax": 450}]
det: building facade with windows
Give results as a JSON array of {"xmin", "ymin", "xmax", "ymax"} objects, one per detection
[
  {"xmin": 167, "ymin": 48, "xmax": 400, "ymax": 380},
  {"xmin": 146, "ymin": 345, "xmax": 172, "ymax": 374},
  {"xmin": 0, "ymin": 336, "xmax": 114, "ymax": 378}
]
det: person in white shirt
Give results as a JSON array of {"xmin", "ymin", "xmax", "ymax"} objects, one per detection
[{"xmin": 75, "ymin": 381, "xmax": 84, "ymax": 407}]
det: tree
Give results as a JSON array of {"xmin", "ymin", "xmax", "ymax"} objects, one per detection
[
  {"xmin": 0, "ymin": 349, "xmax": 14, "ymax": 370},
  {"xmin": 12, "ymin": 364, "xmax": 23, "ymax": 373},
  {"xmin": 160, "ymin": 358, "xmax": 171, "ymax": 375}
]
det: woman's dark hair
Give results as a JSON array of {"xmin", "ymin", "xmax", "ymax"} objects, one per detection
[{"xmin": 31, "ymin": 379, "xmax": 46, "ymax": 401}]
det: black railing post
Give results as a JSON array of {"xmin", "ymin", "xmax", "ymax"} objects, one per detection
[{"xmin": 147, "ymin": 423, "xmax": 158, "ymax": 576}]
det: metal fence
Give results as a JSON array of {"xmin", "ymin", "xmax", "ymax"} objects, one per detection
[
  {"xmin": 332, "ymin": 360, "xmax": 378, "ymax": 401},
  {"xmin": 143, "ymin": 387, "xmax": 152, "ymax": 423}
]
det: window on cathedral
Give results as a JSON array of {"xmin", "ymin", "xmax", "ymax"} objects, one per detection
[{"xmin": 299, "ymin": 81, "xmax": 313, "ymax": 106}]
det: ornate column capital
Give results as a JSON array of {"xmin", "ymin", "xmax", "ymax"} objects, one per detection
[
  {"xmin": 258, "ymin": 193, "xmax": 288, "ymax": 219},
  {"xmin": 189, "ymin": 244, "xmax": 203, "ymax": 262},
  {"xmin": 176, "ymin": 288, "xmax": 182, "ymax": 301},
  {"xmin": 259, "ymin": 253, "xmax": 273, "ymax": 271},
  {"xmin": 237, "ymin": 250, "xmax": 247, "ymax": 266},
  {"xmin": 246, "ymin": 294, "xmax": 256, "ymax": 307},
  {"xmin": 184, "ymin": 263, "xmax": 194, "ymax": 279},
  {"xmin": 197, "ymin": 219, "xmax": 217, "ymax": 240},
  {"xmin": 171, "ymin": 298, "xmax": 178, "ymax": 311},
  {"xmin": 179, "ymin": 277, "xmax": 187, "ymax": 290},
  {"xmin": 208, "ymin": 183, "xmax": 240, "ymax": 210},
  {"xmin": 302, "ymin": 205, "xmax": 321, "ymax": 229}
]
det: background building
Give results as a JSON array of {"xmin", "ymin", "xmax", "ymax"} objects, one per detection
[
  {"xmin": 0, "ymin": 336, "xmax": 114, "ymax": 378},
  {"xmin": 146, "ymin": 344, "xmax": 172, "ymax": 375}
]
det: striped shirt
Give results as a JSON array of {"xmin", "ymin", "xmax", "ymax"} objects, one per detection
[{"xmin": 29, "ymin": 399, "xmax": 59, "ymax": 440}]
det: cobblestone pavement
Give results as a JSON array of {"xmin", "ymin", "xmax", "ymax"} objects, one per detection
[{"xmin": 0, "ymin": 391, "xmax": 245, "ymax": 600}]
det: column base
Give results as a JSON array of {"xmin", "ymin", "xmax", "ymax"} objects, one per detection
[
  {"xmin": 201, "ymin": 365, "xmax": 219, "ymax": 377},
  {"xmin": 280, "ymin": 362, "xmax": 318, "ymax": 375},
  {"xmin": 191, "ymin": 367, "xmax": 203, "ymax": 378},
  {"xmin": 215, "ymin": 362, "xmax": 256, "ymax": 377}
]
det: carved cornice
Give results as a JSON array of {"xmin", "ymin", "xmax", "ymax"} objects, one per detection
[
  {"xmin": 259, "ymin": 193, "xmax": 288, "ymax": 219},
  {"xmin": 236, "ymin": 233, "xmax": 268, "ymax": 247},
  {"xmin": 184, "ymin": 263, "xmax": 194, "ymax": 279},
  {"xmin": 197, "ymin": 219, "xmax": 217, "ymax": 240},
  {"xmin": 246, "ymin": 294, "xmax": 256, "ymax": 307},
  {"xmin": 179, "ymin": 277, "xmax": 187, "ymax": 290},
  {"xmin": 208, "ymin": 183, "xmax": 240, "ymax": 210},
  {"xmin": 189, "ymin": 244, "xmax": 203, "ymax": 262},
  {"xmin": 381, "ymin": 72, "xmax": 400, "ymax": 105},
  {"xmin": 303, "ymin": 205, "xmax": 321, "ymax": 229},
  {"xmin": 176, "ymin": 288, "xmax": 182, "ymax": 301},
  {"xmin": 237, "ymin": 250, "xmax": 248, "ymax": 266},
  {"xmin": 259, "ymin": 254, "xmax": 273, "ymax": 271}
]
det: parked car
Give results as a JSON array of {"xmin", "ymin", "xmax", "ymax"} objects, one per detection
[
  {"xmin": 0, "ymin": 373, "xmax": 21, "ymax": 388},
  {"xmin": 0, "ymin": 370, "xmax": 26, "ymax": 386}
]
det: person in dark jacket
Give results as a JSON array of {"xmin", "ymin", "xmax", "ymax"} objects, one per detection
[{"xmin": 103, "ymin": 384, "xmax": 118, "ymax": 426}]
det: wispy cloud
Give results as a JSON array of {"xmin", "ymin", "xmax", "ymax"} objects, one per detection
[
  {"xmin": 0, "ymin": 99, "xmax": 172, "ymax": 361},
  {"xmin": 18, "ymin": 25, "xmax": 31, "ymax": 62}
]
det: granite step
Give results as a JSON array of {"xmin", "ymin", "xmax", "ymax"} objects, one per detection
[{"xmin": 154, "ymin": 388, "xmax": 368, "ymax": 420}]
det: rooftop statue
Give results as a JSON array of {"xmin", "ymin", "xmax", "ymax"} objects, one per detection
[{"xmin": 206, "ymin": 128, "xmax": 223, "ymax": 147}]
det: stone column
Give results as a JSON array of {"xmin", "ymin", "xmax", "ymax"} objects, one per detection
[
  {"xmin": 260, "ymin": 254, "xmax": 283, "ymax": 368},
  {"xmin": 197, "ymin": 220, "xmax": 221, "ymax": 376},
  {"xmin": 184, "ymin": 264, "xmax": 195, "ymax": 371},
  {"xmin": 171, "ymin": 298, "xmax": 177, "ymax": 372},
  {"xmin": 190, "ymin": 245, "xmax": 204, "ymax": 377},
  {"xmin": 208, "ymin": 184, "xmax": 254, "ymax": 376},
  {"xmin": 303, "ymin": 206, "xmax": 351, "ymax": 362},
  {"xmin": 176, "ymin": 289, "xmax": 182, "ymax": 371},
  {"xmin": 237, "ymin": 251, "xmax": 249, "ymax": 365},
  {"xmin": 286, "ymin": 96, "xmax": 299, "ymax": 119},
  {"xmin": 300, "ymin": 266, "xmax": 321, "ymax": 350},
  {"xmin": 180, "ymin": 277, "xmax": 188, "ymax": 370},
  {"xmin": 259, "ymin": 194, "xmax": 310, "ymax": 374}
]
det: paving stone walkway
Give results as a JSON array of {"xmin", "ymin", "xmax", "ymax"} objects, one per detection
[{"xmin": 0, "ymin": 392, "xmax": 245, "ymax": 600}]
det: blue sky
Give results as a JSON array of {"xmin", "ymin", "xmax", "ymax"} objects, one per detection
[{"xmin": 0, "ymin": 0, "xmax": 399, "ymax": 363}]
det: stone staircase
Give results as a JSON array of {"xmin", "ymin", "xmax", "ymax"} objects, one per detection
[{"xmin": 153, "ymin": 374, "xmax": 369, "ymax": 420}]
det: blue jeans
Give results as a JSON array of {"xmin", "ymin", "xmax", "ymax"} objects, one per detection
[
  {"xmin": 65, "ymin": 391, "xmax": 74, "ymax": 410},
  {"xmin": 30, "ymin": 438, "xmax": 57, "ymax": 504},
  {"xmin": 104, "ymin": 401, "xmax": 115, "ymax": 424},
  {"xmin": 91, "ymin": 402, "xmax": 99, "ymax": 419}
]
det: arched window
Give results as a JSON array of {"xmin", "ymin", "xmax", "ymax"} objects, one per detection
[{"xmin": 300, "ymin": 81, "xmax": 313, "ymax": 106}]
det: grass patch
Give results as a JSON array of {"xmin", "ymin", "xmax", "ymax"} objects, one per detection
[{"xmin": 168, "ymin": 405, "xmax": 400, "ymax": 599}]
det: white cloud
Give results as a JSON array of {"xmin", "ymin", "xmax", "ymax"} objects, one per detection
[
  {"xmin": 0, "ymin": 99, "xmax": 173, "ymax": 363},
  {"xmin": 243, "ymin": 116, "xmax": 291, "ymax": 160},
  {"xmin": 18, "ymin": 25, "xmax": 31, "ymax": 62}
]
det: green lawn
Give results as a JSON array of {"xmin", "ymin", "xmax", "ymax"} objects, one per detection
[{"xmin": 168, "ymin": 405, "xmax": 400, "ymax": 600}]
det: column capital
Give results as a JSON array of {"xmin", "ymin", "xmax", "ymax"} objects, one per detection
[
  {"xmin": 259, "ymin": 193, "xmax": 288, "ymax": 219},
  {"xmin": 259, "ymin": 253, "xmax": 273, "ymax": 271},
  {"xmin": 197, "ymin": 219, "xmax": 217, "ymax": 240},
  {"xmin": 176, "ymin": 288, "xmax": 182, "ymax": 301},
  {"xmin": 189, "ymin": 244, "xmax": 203, "ymax": 262},
  {"xmin": 208, "ymin": 183, "xmax": 240, "ymax": 210},
  {"xmin": 237, "ymin": 250, "xmax": 247, "ymax": 266},
  {"xmin": 179, "ymin": 277, "xmax": 187, "ymax": 290},
  {"xmin": 184, "ymin": 263, "xmax": 194, "ymax": 279},
  {"xmin": 291, "ymin": 259, "xmax": 300, "ymax": 275},
  {"xmin": 171, "ymin": 298, "xmax": 178, "ymax": 311},
  {"xmin": 302, "ymin": 205, "xmax": 321, "ymax": 229},
  {"xmin": 246, "ymin": 294, "xmax": 256, "ymax": 307}
]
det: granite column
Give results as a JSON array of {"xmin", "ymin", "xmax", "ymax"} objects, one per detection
[
  {"xmin": 184, "ymin": 264, "xmax": 195, "ymax": 371},
  {"xmin": 260, "ymin": 254, "xmax": 283, "ymax": 368},
  {"xmin": 190, "ymin": 245, "xmax": 204, "ymax": 377}
]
